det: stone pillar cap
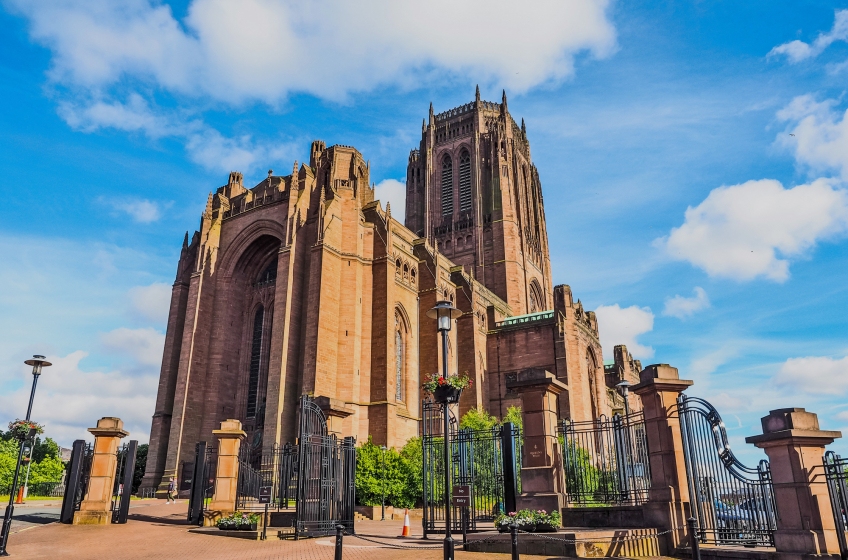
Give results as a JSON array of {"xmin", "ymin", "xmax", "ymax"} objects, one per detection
[
  {"xmin": 504, "ymin": 368, "xmax": 567, "ymax": 394},
  {"xmin": 746, "ymin": 408, "xmax": 841, "ymax": 446},
  {"xmin": 88, "ymin": 417, "xmax": 129, "ymax": 438},
  {"xmin": 632, "ymin": 364, "xmax": 693, "ymax": 392},
  {"xmin": 213, "ymin": 418, "xmax": 247, "ymax": 438}
]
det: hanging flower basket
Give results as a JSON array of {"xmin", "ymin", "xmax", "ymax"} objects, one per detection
[
  {"xmin": 433, "ymin": 385, "xmax": 462, "ymax": 404},
  {"xmin": 7, "ymin": 419, "xmax": 44, "ymax": 441},
  {"xmin": 423, "ymin": 372, "xmax": 472, "ymax": 404}
]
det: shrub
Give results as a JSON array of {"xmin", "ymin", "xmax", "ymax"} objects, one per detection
[{"xmin": 355, "ymin": 438, "xmax": 419, "ymax": 509}]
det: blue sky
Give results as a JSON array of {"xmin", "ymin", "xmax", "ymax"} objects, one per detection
[{"xmin": 1, "ymin": 1, "xmax": 847, "ymax": 462}]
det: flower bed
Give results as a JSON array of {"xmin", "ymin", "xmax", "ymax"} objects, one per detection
[
  {"xmin": 215, "ymin": 512, "xmax": 261, "ymax": 531},
  {"xmin": 494, "ymin": 509, "xmax": 562, "ymax": 533}
]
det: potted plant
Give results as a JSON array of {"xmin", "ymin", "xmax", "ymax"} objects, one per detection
[
  {"xmin": 7, "ymin": 419, "xmax": 44, "ymax": 441},
  {"xmin": 216, "ymin": 512, "xmax": 261, "ymax": 531},
  {"xmin": 423, "ymin": 372, "xmax": 473, "ymax": 404},
  {"xmin": 494, "ymin": 509, "xmax": 561, "ymax": 533},
  {"xmin": 532, "ymin": 509, "xmax": 561, "ymax": 532}
]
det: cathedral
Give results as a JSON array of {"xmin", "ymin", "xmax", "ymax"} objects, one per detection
[{"xmin": 141, "ymin": 89, "xmax": 642, "ymax": 492}]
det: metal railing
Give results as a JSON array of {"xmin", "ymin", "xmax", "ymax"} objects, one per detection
[
  {"xmin": 824, "ymin": 451, "xmax": 848, "ymax": 560},
  {"xmin": 558, "ymin": 412, "xmax": 651, "ymax": 506},
  {"xmin": 678, "ymin": 394, "xmax": 777, "ymax": 547}
]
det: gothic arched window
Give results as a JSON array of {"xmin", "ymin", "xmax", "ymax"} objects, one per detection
[
  {"xmin": 459, "ymin": 150, "xmax": 472, "ymax": 212},
  {"xmin": 529, "ymin": 279, "xmax": 544, "ymax": 313},
  {"xmin": 441, "ymin": 155, "xmax": 454, "ymax": 216},
  {"xmin": 395, "ymin": 312, "xmax": 406, "ymax": 402},
  {"xmin": 247, "ymin": 305, "xmax": 264, "ymax": 418}
]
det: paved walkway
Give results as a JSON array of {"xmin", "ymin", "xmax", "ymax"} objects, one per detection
[{"xmin": 4, "ymin": 500, "xmax": 554, "ymax": 560}]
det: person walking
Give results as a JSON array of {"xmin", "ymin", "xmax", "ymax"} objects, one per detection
[{"xmin": 167, "ymin": 477, "xmax": 176, "ymax": 504}]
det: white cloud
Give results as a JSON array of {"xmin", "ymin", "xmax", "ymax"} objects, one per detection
[
  {"xmin": 768, "ymin": 10, "xmax": 848, "ymax": 63},
  {"xmin": 663, "ymin": 287, "xmax": 710, "ymax": 319},
  {"xmin": 774, "ymin": 355, "xmax": 848, "ymax": 395},
  {"xmin": 374, "ymin": 179, "xmax": 406, "ymax": 223},
  {"xmin": 106, "ymin": 198, "xmax": 161, "ymax": 223},
  {"xmin": 594, "ymin": 304, "xmax": 654, "ymax": 359},
  {"xmin": 8, "ymin": 0, "xmax": 616, "ymax": 104},
  {"xmin": 659, "ymin": 178, "xmax": 848, "ymax": 282},
  {"xmin": 0, "ymin": 351, "xmax": 157, "ymax": 445},
  {"xmin": 777, "ymin": 95, "xmax": 848, "ymax": 180},
  {"xmin": 129, "ymin": 283, "xmax": 172, "ymax": 324},
  {"xmin": 101, "ymin": 327, "xmax": 165, "ymax": 367}
]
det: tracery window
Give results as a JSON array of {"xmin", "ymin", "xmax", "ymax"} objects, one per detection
[
  {"xmin": 459, "ymin": 150, "xmax": 472, "ymax": 212},
  {"xmin": 441, "ymin": 155, "xmax": 454, "ymax": 216},
  {"xmin": 395, "ymin": 312, "xmax": 405, "ymax": 402},
  {"xmin": 528, "ymin": 279, "xmax": 544, "ymax": 313},
  {"xmin": 247, "ymin": 305, "xmax": 264, "ymax": 418}
]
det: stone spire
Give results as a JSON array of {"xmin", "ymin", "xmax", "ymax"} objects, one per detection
[
  {"xmin": 475, "ymin": 84, "xmax": 481, "ymax": 103},
  {"xmin": 501, "ymin": 89, "xmax": 508, "ymax": 114},
  {"xmin": 521, "ymin": 118, "xmax": 526, "ymax": 135},
  {"xmin": 429, "ymin": 102, "xmax": 434, "ymax": 126}
]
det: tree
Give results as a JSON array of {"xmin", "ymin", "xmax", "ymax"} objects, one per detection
[
  {"xmin": 133, "ymin": 444, "xmax": 148, "ymax": 494},
  {"xmin": 355, "ymin": 438, "xmax": 420, "ymax": 509},
  {"xmin": 459, "ymin": 407, "xmax": 499, "ymax": 430},
  {"xmin": 31, "ymin": 437, "xmax": 60, "ymax": 463}
]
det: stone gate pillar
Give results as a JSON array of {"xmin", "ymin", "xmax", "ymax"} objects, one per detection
[
  {"xmin": 746, "ymin": 408, "xmax": 842, "ymax": 560},
  {"xmin": 631, "ymin": 364, "xmax": 692, "ymax": 553},
  {"xmin": 73, "ymin": 417, "xmax": 128, "ymax": 525},
  {"xmin": 506, "ymin": 368, "xmax": 567, "ymax": 514},
  {"xmin": 204, "ymin": 419, "xmax": 246, "ymax": 526}
]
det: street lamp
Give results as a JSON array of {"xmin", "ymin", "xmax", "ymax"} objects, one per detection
[
  {"xmin": 616, "ymin": 380, "xmax": 632, "ymax": 417},
  {"xmin": 380, "ymin": 445, "xmax": 387, "ymax": 521},
  {"xmin": 0, "ymin": 355, "xmax": 51, "ymax": 557},
  {"xmin": 426, "ymin": 301, "xmax": 462, "ymax": 560}
]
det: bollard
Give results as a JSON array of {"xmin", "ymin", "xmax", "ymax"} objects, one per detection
[
  {"xmin": 687, "ymin": 517, "xmax": 701, "ymax": 560},
  {"xmin": 511, "ymin": 523, "xmax": 519, "ymax": 560},
  {"xmin": 335, "ymin": 524, "xmax": 345, "ymax": 560}
]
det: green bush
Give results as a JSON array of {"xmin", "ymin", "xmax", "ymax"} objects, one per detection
[{"xmin": 356, "ymin": 437, "xmax": 420, "ymax": 509}]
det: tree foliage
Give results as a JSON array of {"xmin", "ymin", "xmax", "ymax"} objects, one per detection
[
  {"xmin": 133, "ymin": 444, "xmax": 148, "ymax": 494},
  {"xmin": 355, "ymin": 437, "xmax": 422, "ymax": 509},
  {"xmin": 0, "ymin": 431, "xmax": 65, "ymax": 492}
]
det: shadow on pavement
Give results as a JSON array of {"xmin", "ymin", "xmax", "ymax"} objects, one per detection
[{"xmin": 127, "ymin": 513, "xmax": 191, "ymax": 526}]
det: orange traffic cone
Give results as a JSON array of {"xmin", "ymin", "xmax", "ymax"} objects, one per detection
[
  {"xmin": 399, "ymin": 508, "xmax": 411, "ymax": 538},
  {"xmin": 15, "ymin": 485, "xmax": 24, "ymax": 504}
]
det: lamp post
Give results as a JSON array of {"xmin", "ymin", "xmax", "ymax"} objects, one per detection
[
  {"xmin": 380, "ymin": 445, "xmax": 387, "ymax": 521},
  {"xmin": 615, "ymin": 379, "xmax": 633, "ymax": 502},
  {"xmin": 0, "ymin": 355, "xmax": 51, "ymax": 557},
  {"xmin": 616, "ymin": 380, "xmax": 632, "ymax": 417},
  {"xmin": 426, "ymin": 301, "xmax": 462, "ymax": 560}
]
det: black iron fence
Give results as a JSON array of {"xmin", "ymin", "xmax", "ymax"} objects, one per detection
[
  {"xmin": 558, "ymin": 412, "xmax": 651, "ymax": 506},
  {"xmin": 678, "ymin": 394, "xmax": 777, "ymax": 547},
  {"xmin": 229, "ymin": 395, "xmax": 355, "ymax": 538},
  {"xmin": 187, "ymin": 443, "xmax": 217, "ymax": 525},
  {"xmin": 421, "ymin": 400, "xmax": 522, "ymax": 535},
  {"xmin": 111, "ymin": 440, "xmax": 138, "ymax": 524},
  {"xmin": 235, "ymin": 443, "xmax": 298, "ymax": 511},
  {"xmin": 60, "ymin": 440, "xmax": 93, "ymax": 524},
  {"xmin": 824, "ymin": 451, "xmax": 848, "ymax": 560}
]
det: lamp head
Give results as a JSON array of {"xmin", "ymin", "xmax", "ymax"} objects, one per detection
[
  {"xmin": 24, "ymin": 355, "xmax": 52, "ymax": 376},
  {"xmin": 616, "ymin": 379, "xmax": 632, "ymax": 397},
  {"xmin": 426, "ymin": 300, "xmax": 462, "ymax": 332}
]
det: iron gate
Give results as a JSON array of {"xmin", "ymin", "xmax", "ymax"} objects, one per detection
[
  {"xmin": 60, "ymin": 440, "xmax": 93, "ymax": 524},
  {"xmin": 678, "ymin": 394, "xmax": 777, "ymax": 547},
  {"xmin": 111, "ymin": 440, "xmax": 138, "ymax": 524},
  {"xmin": 233, "ymin": 395, "xmax": 355, "ymax": 538},
  {"xmin": 558, "ymin": 411, "xmax": 651, "ymax": 506},
  {"xmin": 234, "ymin": 443, "xmax": 298, "ymax": 511},
  {"xmin": 187, "ymin": 442, "xmax": 217, "ymax": 525},
  {"xmin": 421, "ymin": 400, "xmax": 522, "ymax": 535},
  {"xmin": 824, "ymin": 451, "xmax": 848, "ymax": 560}
]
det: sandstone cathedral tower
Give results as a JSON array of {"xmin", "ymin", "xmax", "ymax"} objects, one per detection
[{"xmin": 141, "ymin": 91, "xmax": 641, "ymax": 493}]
